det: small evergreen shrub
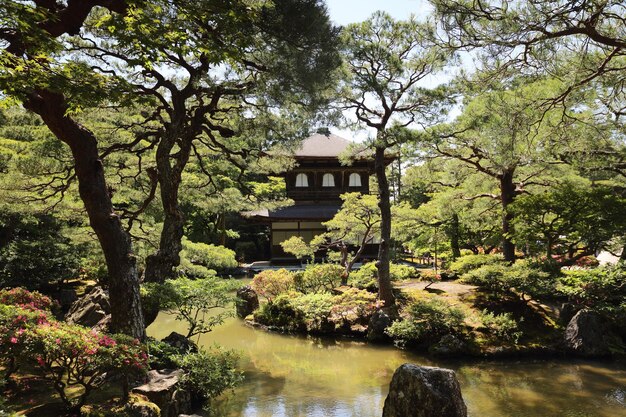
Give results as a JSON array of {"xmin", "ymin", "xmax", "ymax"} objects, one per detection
[
  {"xmin": 480, "ymin": 310, "xmax": 523, "ymax": 344},
  {"xmin": 295, "ymin": 263, "xmax": 344, "ymax": 294},
  {"xmin": 558, "ymin": 265, "xmax": 626, "ymax": 317},
  {"xmin": 294, "ymin": 292, "xmax": 336, "ymax": 331},
  {"xmin": 328, "ymin": 287, "xmax": 381, "ymax": 328},
  {"xmin": 348, "ymin": 262, "xmax": 418, "ymax": 291},
  {"xmin": 386, "ymin": 297, "xmax": 465, "ymax": 345},
  {"xmin": 173, "ymin": 347, "xmax": 243, "ymax": 405},
  {"xmin": 348, "ymin": 262, "xmax": 378, "ymax": 291},
  {"xmin": 253, "ymin": 294, "xmax": 304, "ymax": 330},
  {"xmin": 461, "ymin": 262, "xmax": 553, "ymax": 298},
  {"xmin": 251, "ymin": 269, "xmax": 295, "ymax": 302},
  {"xmin": 178, "ymin": 238, "xmax": 238, "ymax": 277},
  {"xmin": 449, "ymin": 254, "xmax": 504, "ymax": 275}
]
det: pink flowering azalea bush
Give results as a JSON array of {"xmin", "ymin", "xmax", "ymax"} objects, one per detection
[
  {"xmin": 0, "ymin": 288, "xmax": 147, "ymax": 411},
  {"xmin": 0, "ymin": 287, "xmax": 59, "ymax": 312}
]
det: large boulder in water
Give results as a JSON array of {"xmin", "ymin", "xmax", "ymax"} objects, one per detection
[
  {"xmin": 382, "ymin": 364, "xmax": 467, "ymax": 417},
  {"xmin": 65, "ymin": 286, "xmax": 110, "ymax": 329},
  {"xmin": 564, "ymin": 309, "xmax": 611, "ymax": 357},
  {"xmin": 132, "ymin": 369, "xmax": 192, "ymax": 417},
  {"xmin": 236, "ymin": 285, "xmax": 259, "ymax": 318}
]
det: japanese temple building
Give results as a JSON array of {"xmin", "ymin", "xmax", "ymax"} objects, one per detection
[{"xmin": 246, "ymin": 130, "xmax": 391, "ymax": 261}]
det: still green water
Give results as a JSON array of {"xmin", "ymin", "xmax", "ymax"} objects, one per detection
[{"xmin": 148, "ymin": 313, "xmax": 626, "ymax": 417}]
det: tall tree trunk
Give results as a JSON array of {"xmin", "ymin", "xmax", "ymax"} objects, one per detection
[
  {"xmin": 449, "ymin": 213, "xmax": 461, "ymax": 260},
  {"xmin": 375, "ymin": 146, "xmax": 395, "ymax": 307},
  {"xmin": 499, "ymin": 171, "xmax": 516, "ymax": 263},
  {"xmin": 144, "ymin": 128, "xmax": 192, "ymax": 283},
  {"xmin": 25, "ymin": 91, "xmax": 145, "ymax": 339}
]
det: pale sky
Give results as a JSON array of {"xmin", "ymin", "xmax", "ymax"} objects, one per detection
[
  {"xmin": 325, "ymin": 0, "xmax": 431, "ymax": 25},
  {"xmin": 323, "ymin": 0, "xmax": 449, "ymax": 141}
]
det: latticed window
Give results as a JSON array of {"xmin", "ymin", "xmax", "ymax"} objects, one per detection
[
  {"xmin": 349, "ymin": 173, "xmax": 362, "ymax": 187},
  {"xmin": 295, "ymin": 173, "xmax": 309, "ymax": 187},
  {"xmin": 322, "ymin": 173, "xmax": 335, "ymax": 187}
]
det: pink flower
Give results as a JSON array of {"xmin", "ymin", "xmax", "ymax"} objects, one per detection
[
  {"xmin": 36, "ymin": 356, "xmax": 45, "ymax": 366},
  {"xmin": 10, "ymin": 337, "xmax": 18, "ymax": 344}
]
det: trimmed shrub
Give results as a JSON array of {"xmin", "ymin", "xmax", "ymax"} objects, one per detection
[
  {"xmin": 295, "ymin": 263, "xmax": 344, "ymax": 294},
  {"xmin": 390, "ymin": 263, "xmax": 418, "ymax": 280},
  {"xmin": 173, "ymin": 347, "xmax": 243, "ymax": 404},
  {"xmin": 480, "ymin": 310, "xmax": 523, "ymax": 344},
  {"xmin": 348, "ymin": 262, "xmax": 378, "ymax": 291},
  {"xmin": 386, "ymin": 297, "xmax": 465, "ymax": 345},
  {"xmin": 348, "ymin": 262, "xmax": 418, "ymax": 291},
  {"xmin": 178, "ymin": 238, "xmax": 237, "ymax": 277},
  {"xmin": 294, "ymin": 292, "xmax": 336, "ymax": 331},
  {"xmin": 251, "ymin": 269, "xmax": 295, "ymax": 302},
  {"xmin": 461, "ymin": 262, "xmax": 553, "ymax": 299},
  {"xmin": 329, "ymin": 288, "xmax": 381, "ymax": 328},
  {"xmin": 253, "ymin": 293, "xmax": 304, "ymax": 330},
  {"xmin": 558, "ymin": 265, "xmax": 626, "ymax": 316},
  {"xmin": 449, "ymin": 254, "xmax": 504, "ymax": 275}
]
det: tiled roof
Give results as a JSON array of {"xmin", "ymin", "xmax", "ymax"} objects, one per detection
[
  {"xmin": 294, "ymin": 133, "xmax": 355, "ymax": 158},
  {"xmin": 243, "ymin": 204, "xmax": 340, "ymax": 220}
]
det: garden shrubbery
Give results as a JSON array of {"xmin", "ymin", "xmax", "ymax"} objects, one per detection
[
  {"xmin": 347, "ymin": 262, "xmax": 418, "ymax": 292},
  {"xmin": 449, "ymin": 254, "xmax": 504, "ymax": 275},
  {"xmin": 558, "ymin": 264, "xmax": 626, "ymax": 319},
  {"xmin": 479, "ymin": 310, "xmax": 523, "ymax": 344},
  {"xmin": 386, "ymin": 296, "xmax": 466, "ymax": 346},
  {"xmin": 461, "ymin": 260, "xmax": 554, "ymax": 299},
  {"xmin": 0, "ymin": 288, "xmax": 147, "ymax": 411},
  {"xmin": 294, "ymin": 263, "xmax": 344, "ymax": 293},
  {"xmin": 173, "ymin": 348, "xmax": 243, "ymax": 404},
  {"xmin": 252, "ymin": 286, "xmax": 381, "ymax": 334},
  {"xmin": 178, "ymin": 237, "xmax": 238, "ymax": 277},
  {"xmin": 251, "ymin": 269, "xmax": 295, "ymax": 302}
]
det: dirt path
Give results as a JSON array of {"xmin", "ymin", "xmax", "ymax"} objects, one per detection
[{"xmin": 393, "ymin": 279, "xmax": 477, "ymax": 297}]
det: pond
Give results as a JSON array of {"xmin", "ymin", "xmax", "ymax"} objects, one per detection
[{"xmin": 148, "ymin": 313, "xmax": 626, "ymax": 417}]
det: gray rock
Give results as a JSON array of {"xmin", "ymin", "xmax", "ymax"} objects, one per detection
[
  {"xmin": 162, "ymin": 331, "xmax": 198, "ymax": 353},
  {"xmin": 382, "ymin": 364, "xmax": 467, "ymax": 417},
  {"xmin": 236, "ymin": 286, "xmax": 259, "ymax": 318},
  {"xmin": 65, "ymin": 286, "xmax": 110, "ymax": 328},
  {"xmin": 132, "ymin": 369, "xmax": 192, "ymax": 417},
  {"xmin": 54, "ymin": 288, "xmax": 78, "ymax": 309},
  {"xmin": 367, "ymin": 309, "xmax": 392, "ymax": 342},
  {"xmin": 429, "ymin": 334, "xmax": 467, "ymax": 356},
  {"xmin": 564, "ymin": 309, "xmax": 611, "ymax": 357}
]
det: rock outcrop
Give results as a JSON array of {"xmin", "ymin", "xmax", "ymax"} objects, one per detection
[
  {"xmin": 235, "ymin": 286, "xmax": 259, "ymax": 318},
  {"xmin": 382, "ymin": 364, "xmax": 467, "ymax": 417},
  {"xmin": 65, "ymin": 286, "xmax": 110, "ymax": 329},
  {"xmin": 367, "ymin": 309, "xmax": 392, "ymax": 342},
  {"xmin": 564, "ymin": 309, "xmax": 611, "ymax": 357},
  {"xmin": 162, "ymin": 331, "xmax": 198, "ymax": 353},
  {"xmin": 132, "ymin": 369, "xmax": 192, "ymax": 417},
  {"xmin": 429, "ymin": 334, "xmax": 467, "ymax": 356}
]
